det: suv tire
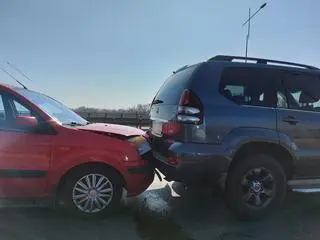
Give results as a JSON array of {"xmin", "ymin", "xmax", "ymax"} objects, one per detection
[
  {"xmin": 225, "ymin": 154, "xmax": 286, "ymax": 221},
  {"xmin": 58, "ymin": 166, "xmax": 123, "ymax": 219}
]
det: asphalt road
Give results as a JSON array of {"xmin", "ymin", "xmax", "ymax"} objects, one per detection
[{"xmin": 0, "ymin": 178, "xmax": 320, "ymax": 240}]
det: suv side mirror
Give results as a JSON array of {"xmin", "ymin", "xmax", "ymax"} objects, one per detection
[{"xmin": 15, "ymin": 116, "xmax": 38, "ymax": 127}]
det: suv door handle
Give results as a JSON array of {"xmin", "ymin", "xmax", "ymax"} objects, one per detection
[{"xmin": 282, "ymin": 116, "xmax": 299, "ymax": 125}]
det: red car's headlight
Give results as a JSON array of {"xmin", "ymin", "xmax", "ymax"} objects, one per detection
[{"xmin": 127, "ymin": 136, "xmax": 152, "ymax": 156}]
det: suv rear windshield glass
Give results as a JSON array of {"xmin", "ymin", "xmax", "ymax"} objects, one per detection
[{"xmin": 153, "ymin": 65, "xmax": 198, "ymax": 105}]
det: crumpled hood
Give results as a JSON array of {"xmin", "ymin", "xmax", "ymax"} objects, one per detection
[{"xmin": 77, "ymin": 123, "xmax": 145, "ymax": 137}]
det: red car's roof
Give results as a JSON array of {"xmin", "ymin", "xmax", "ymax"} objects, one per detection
[{"xmin": 0, "ymin": 83, "xmax": 24, "ymax": 91}]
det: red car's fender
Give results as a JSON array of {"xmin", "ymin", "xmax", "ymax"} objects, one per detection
[{"xmin": 47, "ymin": 145, "xmax": 139, "ymax": 196}]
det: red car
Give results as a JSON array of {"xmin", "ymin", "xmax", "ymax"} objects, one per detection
[{"xmin": 0, "ymin": 84, "xmax": 154, "ymax": 218}]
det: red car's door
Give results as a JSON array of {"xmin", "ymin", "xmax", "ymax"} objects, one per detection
[{"xmin": 0, "ymin": 93, "xmax": 53, "ymax": 198}]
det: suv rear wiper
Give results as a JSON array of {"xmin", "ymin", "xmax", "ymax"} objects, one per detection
[{"xmin": 152, "ymin": 99, "xmax": 164, "ymax": 105}]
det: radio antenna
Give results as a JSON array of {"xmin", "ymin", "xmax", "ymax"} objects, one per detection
[
  {"xmin": 6, "ymin": 61, "xmax": 33, "ymax": 81},
  {"xmin": 1, "ymin": 68, "xmax": 28, "ymax": 89}
]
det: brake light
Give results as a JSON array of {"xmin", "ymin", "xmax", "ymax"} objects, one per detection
[
  {"xmin": 162, "ymin": 122, "xmax": 181, "ymax": 136},
  {"xmin": 178, "ymin": 89, "xmax": 203, "ymax": 124},
  {"xmin": 179, "ymin": 89, "xmax": 201, "ymax": 106}
]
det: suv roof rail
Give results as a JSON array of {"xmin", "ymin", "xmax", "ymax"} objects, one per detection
[{"xmin": 208, "ymin": 55, "xmax": 319, "ymax": 70}]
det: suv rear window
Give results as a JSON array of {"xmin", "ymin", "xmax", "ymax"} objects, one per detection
[
  {"xmin": 153, "ymin": 65, "xmax": 198, "ymax": 105},
  {"xmin": 220, "ymin": 68, "xmax": 276, "ymax": 107}
]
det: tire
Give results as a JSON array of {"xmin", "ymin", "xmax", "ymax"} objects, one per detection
[
  {"xmin": 225, "ymin": 154, "xmax": 286, "ymax": 221},
  {"xmin": 58, "ymin": 166, "xmax": 123, "ymax": 219}
]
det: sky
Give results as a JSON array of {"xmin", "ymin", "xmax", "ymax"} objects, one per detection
[{"xmin": 0, "ymin": 0, "xmax": 318, "ymax": 109}]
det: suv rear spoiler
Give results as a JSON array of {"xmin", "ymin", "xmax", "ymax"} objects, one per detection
[{"xmin": 173, "ymin": 65, "xmax": 189, "ymax": 74}]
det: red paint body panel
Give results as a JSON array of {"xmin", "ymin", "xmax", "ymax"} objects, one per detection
[
  {"xmin": 0, "ymin": 131, "xmax": 51, "ymax": 197},
  {"xmin": 78, "ymin": 123, "xmax": 145, "ymax": 137},
  {"xmin": 0, "ymin": 85, "xmax": 154, "ymax": 200}
]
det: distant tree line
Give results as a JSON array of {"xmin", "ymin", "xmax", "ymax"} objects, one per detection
[{"xmin": 73, "ymin": 104, "xmax": 151, "ymax": 115}]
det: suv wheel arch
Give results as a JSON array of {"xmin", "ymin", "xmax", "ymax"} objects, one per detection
[{"xmin": 229, "ymin": 141, "xmax": 294, "ymax": 180}]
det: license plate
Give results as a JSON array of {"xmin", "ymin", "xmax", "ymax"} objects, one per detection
[{"xmin": 152, "ymin": 122, "xmax": 162, "ymax": 135}]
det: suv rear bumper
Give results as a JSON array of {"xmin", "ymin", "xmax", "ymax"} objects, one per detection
[{"xmin": 150, "ymin": 142, "xmax": 232, "ymax": 183}]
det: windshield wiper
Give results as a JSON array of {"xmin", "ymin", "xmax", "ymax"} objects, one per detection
[
  {"xmin": 63, "ymin": 122, "xmax": 86, "ymax": 126},
  {"xmin": 152, "ymin": 99, "xmax": 164, "ymax": 105}
]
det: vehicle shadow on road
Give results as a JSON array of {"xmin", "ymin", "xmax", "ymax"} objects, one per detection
[
  {"xmin": 0, "ymin": 184, "xmax": 320, "ymax": 240},
  {"xmin": 129, "ymin": 181, "xmax": 320, "ymax": 240},
  {"xmin": 0, "ymin": 206, "xmax": 140, "ymax": 240},
  {"xmin": 167, "ymin": 182, "xmax": 320, "ymax": 240}
]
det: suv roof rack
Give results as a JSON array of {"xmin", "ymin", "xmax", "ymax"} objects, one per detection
[{"xmin": 208, "ymin": 55, "xmax": 318, "ymax": 70}]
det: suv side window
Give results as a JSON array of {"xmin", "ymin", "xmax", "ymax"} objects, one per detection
[
  {"xmin": 282, "ymin": 73, "xmax": 320, "ymax": 112},
  {"xmin": 220, "ymin": 68, "xmax": 276, "ymax": 107}
]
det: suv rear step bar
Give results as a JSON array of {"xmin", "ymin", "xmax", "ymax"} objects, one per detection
[{"xmin": 288, "ymin": 179, "xmax": 320, "ymax": 193}]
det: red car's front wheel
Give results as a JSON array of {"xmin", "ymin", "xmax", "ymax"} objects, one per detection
[{"xmin": 58, "ymin": 166, "xmax": 123, "ymax": 219}]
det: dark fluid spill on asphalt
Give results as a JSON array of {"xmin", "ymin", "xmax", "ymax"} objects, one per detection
[
  {"xmin": 133, "ymin": 211, "xmax": 195, "ymax": 240},
  {"xmin": 120, "ymin": 185, "xmax": 196, "ymax": 240}
]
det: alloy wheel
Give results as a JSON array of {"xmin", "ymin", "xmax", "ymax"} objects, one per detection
[
  {"xmin": 241, "ymin": 167, "xmax": 275, "ymax": 209},
  {"xmin": 72, "ymin": 173, "xmax": 114, "ymax": 213}
]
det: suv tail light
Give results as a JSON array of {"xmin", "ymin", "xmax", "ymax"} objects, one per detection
[
  {"xmin": 162, "ymin": 122, "xmax": 181, "ymax": 136},
  {"xmin": 177, "ymin": 89, "xmax": 203, "ymax": 124}
]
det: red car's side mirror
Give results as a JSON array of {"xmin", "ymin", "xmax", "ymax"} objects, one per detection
[{"xmin": 15, "ymin": 116, "xmax": 38, "ymax": 127}]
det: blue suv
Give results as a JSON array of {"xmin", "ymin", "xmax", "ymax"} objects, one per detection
[{"xmin": 149, "ymin": 55, "xmax": 320, "ymax": 220}]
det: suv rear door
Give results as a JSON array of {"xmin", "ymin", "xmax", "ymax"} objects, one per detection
[
  {"xmin": 276, "ymin": 72, "xmax": 320, "ymax": 178},
  {"xmin": 150, "ymin": 64, "xmax": 199, "ymax": 134},
  {"xmin": 149, "ymin": 65, "xmax": 201, "ymax": 154}
]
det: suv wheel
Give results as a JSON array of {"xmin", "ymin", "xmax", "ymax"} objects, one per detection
[
  {"xmin": 58, "ymin": 166, "xmax": 123, "ymax": 219},
  {"xmin": 225, "ymin": 154, "xmax": 286, "ymax": 220}
]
